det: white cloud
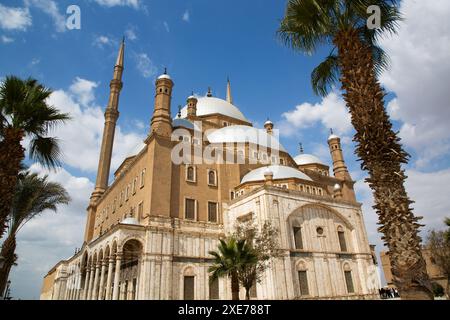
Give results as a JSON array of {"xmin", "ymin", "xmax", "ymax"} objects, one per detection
[
  {"xmin": 93, "ymin": 35, "xmax": 114, "ymax": 48},
  {"xmin": 125, "ymin": 25, "xmax": 138, "ymax": 41},
  {"xmin": 380, "ymin": 0, "xmax": 450, "ymax": 167},
  {"xmin": 0, "ymin": 4, "xmax": 32, "ymax": 31},
  {"xmin": 1, "ymin": 35, "xmax": 14, "ymax": 43},
  {"xmin": 47, "ymin": 77, "xmax": 146, "ymax": 173},
  {"xmin": 25, "ymin": 0, "xmax": 66, "ymax": 33},
  {"xmin": 279, "ymin": 91, "xmax": 352, "ymax": 138},
  {"xmin": 93, "ymin": 0, "xmax": 141, "ymax": 9},
  {"xmin": 134, "ymin": 53, "xmax": 157, "ymax": 79},
  {"xmin": 163, "ymin": 21, "xmax": 170, "ymax": 33},
  {"xmin": 8, "ymin": 164, "xmax": 93, "ymax": 299},
  {"xmin": 182, "ymin": 10, "xmax": 190, "ymax": 22}
]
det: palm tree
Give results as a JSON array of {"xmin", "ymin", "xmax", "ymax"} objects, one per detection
[
  {"xmin": 278, "ymin": 0, "xmax": 432, "ymax": 299},
  {"xmin": 0, "ymin": 76, "xmax": 70, "ymax": 238},
  {"xmin": 208, "ymin": 238, "xmax": 257, "ymax": 300},
  {"xmin": 0, "ymin": 171, "xmax": 71, "ymax": 294}
]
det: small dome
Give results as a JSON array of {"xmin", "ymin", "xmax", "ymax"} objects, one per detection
[
  {"xmin": 180, "ymin": 96, "xmax": 249, "ymax": 122},
  {"xmin": 206, "ymin": 125, "xmax": 287, "ymax": 152},
  {"xmin": 328, "ymin": 134, "xmax": 339, "ymax": 141},
  {"xmin": 121, "ymin": 217, "xmax": 140, "ymax": 225},
  {"xmin": 333, "ymin": 183, "xmax": 342, "ymax": 191},
  {"xmin": 241, "ymin": 165, "xmax": 312, "ymax": 184},
  {"xmin": 264, "ymin": 120, "xmax": 273, "ymax": 126},
  {"xmin": 157, "ymin": 73, "xmax": 172, "ymax": 80},
  {"xmin": 263, "ymin": 167, "xmax": 274, "ymax": 176},
  {"xmin": 294, "ymin": 154, "xmax": 325, "ymax": 166}
]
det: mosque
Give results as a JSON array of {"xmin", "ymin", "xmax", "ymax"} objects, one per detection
[{"xmin": 40, "ymin": 40, "xmax": 381, "ymax": 300}]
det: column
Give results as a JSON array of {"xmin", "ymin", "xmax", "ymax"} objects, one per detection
[
  {"xmin": 98, "ymin": 260, "xmax": 107, "ymax": 300},
  {"xmin": 105, "ymin": 257, "xmax": 114, "ymax": 300},
  {"xmin": 82, "ymin": 266, "xmax": 91, "ymax": 300},
  {"xmin": 92, "ymin": 262, "xmax": 101, "ymax": 300},
  {"xmin": 87, "ymin": 265, "xmax": 95, "ymax": 300},
  {"xmin": 112, "ymin": 253, "xmax": 122, "ymax": 300}
]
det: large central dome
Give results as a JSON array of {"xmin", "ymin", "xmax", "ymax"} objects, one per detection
[{"xmin": 180, "ymin": 96, "xmax": 249, "ymax": 122}]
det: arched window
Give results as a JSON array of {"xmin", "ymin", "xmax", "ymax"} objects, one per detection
[
  {"xmin": 183, "ymin": 267, "xmax": 195, "ymax": 300},
  {"xmin": 343, "ymin": 264, "xmax": 354, "ymax": 294},
  {"xmin": 297, "ymin": 262, "xmax": 309, "ymax": 297},
  {"xmin": 337, "ymin": 226, "xmax": 347, "ymax": 252},
  {"xmin": 186, "ymin": 166, "xmax": 196, "ymax": 182},
  {"xmin": 208, "ymin": 170, "xmax": 217, "ymax": 186}
]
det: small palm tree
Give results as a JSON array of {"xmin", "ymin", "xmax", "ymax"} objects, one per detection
[
  {"xmin": 208, "ymin": 238, "xmax": 257, "ymax": 300},
  {"xmin": 278, "ymin": 0, "xmax": 432, "ymax": 299},
  {"xmin": 0, "ymin": 76, "xmax": 70, "ymax": 238},
  {"xmin": 0, "ymin": 171, "xmax": 71, "ymax": 295}
]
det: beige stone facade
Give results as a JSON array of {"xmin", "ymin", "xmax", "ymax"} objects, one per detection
[{"xmin": 40, "ymin": 42, "xmax": 380, "ymax": 300}]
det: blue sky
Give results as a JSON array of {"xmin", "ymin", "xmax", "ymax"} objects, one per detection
[{"xmin": 1, "ymin": 0, "xmax": 449, "ymax": 299}]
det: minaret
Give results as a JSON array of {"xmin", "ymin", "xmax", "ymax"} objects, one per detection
[
  {"xmin": 93, "ymin": 39, "xmax": 124, "ymax": 197},
  {"xmin": 150, "ymin": 68, "xmax": 174, "ymax": 138},
  {"xmin": 187, "ymin": 93, "xmax": 198, "ymax": 118},
  {"xmin": 226, "ymin": 77, "xmax": 233, "ymax": 104},
  {"xmin": 328, "ymin": 129, "xmax": 351, "ymax": 180},
  {"xmin": 85, "ymin": 39, "xmax": 124, "ymax": 242}
]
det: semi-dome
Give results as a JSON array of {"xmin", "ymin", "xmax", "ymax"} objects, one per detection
[
  {"xmin": 120, "ymin": 217, "xmax": 140, "ymax": 225},
  {"xmin": 206, "ymin": 125, "xmax": 287, "ymax": 152},
  {"xmin": 180, "ymin": 96, "xmax": 249, "ymax": 122},
  {"xmin": 241, "ymin": 165, "xmax": 312, "ymax": 184},
  {"xmin": 173, "ymin": 118, "xmax": 195, "ymax": 130},
  {"xmin": 294, "ymin": 154, "xmax": 326, "ymax": 166}
]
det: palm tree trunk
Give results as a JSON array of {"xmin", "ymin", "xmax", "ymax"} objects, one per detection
[
  {"xmin": 231, "ymin": 271, "xmax": 240, "ymax": 300},
  {"xmin": 0, "ymin": 235, "xmax": 17, "ymax": 296},
  {"xmin": 245, "ymin": 287, "xmax": 250, "ymax": 300},
  {"xmin": 333, "ymin": 28, "xmax": 433, "ymax": 300},
  {"xmin": 0, "ymin": 128, "xmax": 25, "ymax": 238}
]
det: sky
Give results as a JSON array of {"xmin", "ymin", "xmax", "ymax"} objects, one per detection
[{"xmin": 0, "ymin": 0, "xmax": 449, "ymax": 300}]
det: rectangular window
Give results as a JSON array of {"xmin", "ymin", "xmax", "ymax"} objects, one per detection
[
  {"xmin": 208, "ymin": 202, "xmax": 218, "ymax": 223},
  {"xmin": 293, "ymin": 227, "xmax": 303, "ymax": 250},
  {"xmin": 185, "ymin": 199, "xmax": 196, "ymax": 220},
  {"xmin": 208, "ymin": 170, "xmax": 217, "ymax": 186},
  {"xmin": 138, "ymin": 202, "xmax": 144, "ymax": 220},
  {"xmin": 298, "ymin": 271, "xmax": 309, "ymax": 296},
  {"xmin": 184, "ymin": 276, "xmax": 195, "ymax": 300},
  {"xmin": 120, "ymin": 191, "xmax": 124, "ymax": 206},
  {"xmin": 132, "ymin": 177, "xmax": 137, "ymax": 195},
  {"xmin": 186, "ymin": 166, "xmax": 196, "ymax": 182},
  {"xmin": 344, "ymin": 271, "xmax": 354, "ymax": 294},
  {"xmin": 125, "ymin": 185, "xmax": 130, "ymax": 201},
  {"xmin": 338, "ymin": 231, "xmax": 347, "ymax": 252},
  {"xmin": 209, "ymin": 277, "xmax": 219, "ymax": 300},
  {"xmin": 140, "ymin": 169, "xmax": 146, "ymax": 188}
]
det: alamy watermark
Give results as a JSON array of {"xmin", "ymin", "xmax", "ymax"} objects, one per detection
[
  {"xmin": 66, "ymin": 5, "xmax": 81, "ymax": 30},
  {"xmin": 367, "ymin": 5, "xmax": 381, "ymax": 30}
]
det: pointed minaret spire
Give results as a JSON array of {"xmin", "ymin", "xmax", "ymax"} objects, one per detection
[
  {"xmin": 226, "ymin": 77, "xmax": 233, "ymax": 104},
  {"xmin": 177, "ymin": 105, "xmax": 182, "ymax": 118},
  {"xmin": 299, "ymin": 143, "xmax": 304, "ymax": 154},
  {"xmin": 115, "ymin": 37, "xmax": 125, "ymax": 68},
  {"xmin": 86, "ymin": 40, "xmax": 125, "ymax": 242},
  {"xmin": 207, "ymin": 87, "xmax": 213, "ymax": 97}
]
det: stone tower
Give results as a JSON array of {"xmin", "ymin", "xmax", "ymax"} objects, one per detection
[
  {"xmin": 151, "ymin": 69, "xmax": 174, "ymax": 138},
  {"xmin": 328, "ymin": 130, "xmax": 351, "ymax": 181},
  {"xmin": 187, "ymin": 93, "xmax": 198, "ymax": 119},
  {"xmin": 85, "ymin": 39, "xmax": 125, "ymax": 242}
]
